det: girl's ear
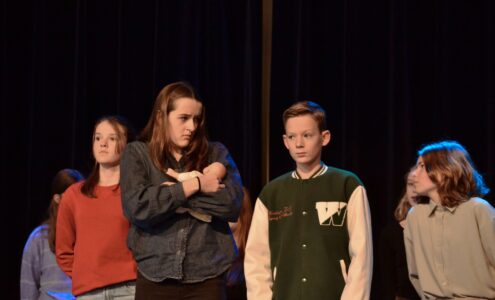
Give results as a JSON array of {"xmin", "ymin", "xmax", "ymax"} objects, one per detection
[
  {"xmin": 433, "ymin": 171, "xmax": 444, "ymax": 185},
  {"xmin": 321, "ymin": 130, "xmax": 331, "ymax": 146},
  {"xmin": 155, "ymin": 110, "xmax": 163, "ymax": 125},
  {"xmin": 426, "ymin": 168, "xmax": 443, "ymax": 189}
]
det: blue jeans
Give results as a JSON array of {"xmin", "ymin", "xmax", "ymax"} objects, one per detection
[{"xmin": 77, "ymin": 281, "xmax": 136, "ymax": 300}]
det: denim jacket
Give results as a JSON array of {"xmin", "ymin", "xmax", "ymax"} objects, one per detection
[{"xmin": 120, "ymin": 141, "xmax": 243, "ymax": 283}]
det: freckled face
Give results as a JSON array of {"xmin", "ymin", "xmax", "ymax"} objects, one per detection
[{"xmin": 167, "ymin": 97, "xmax": 202, "ymax": 155}]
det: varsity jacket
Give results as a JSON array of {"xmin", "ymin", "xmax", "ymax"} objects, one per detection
[{"xmin": 245, "ymin": 165, "xmax": 372, "ymax": 300}]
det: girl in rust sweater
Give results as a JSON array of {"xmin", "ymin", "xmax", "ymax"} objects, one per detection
[{"xmin": 56, "ymin": 116, "xmax": 137, "ymax": 298}]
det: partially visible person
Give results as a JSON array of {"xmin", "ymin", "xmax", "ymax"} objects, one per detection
[
  {"xmin": 227, "ymin": 187, "xmax": 254, "ymax": 300},
  {"xmin": 405, "ymin": 140, "xmax": 495, "ymax": 299},
  {"xmin": 120, "ymin": 81, "xmax": 243, "ymax": 300},
  {"xmin": 166, "ymin": 161, "xmax": 227, "ymax": 222},
  {"xmin": 56, "ymin": 116, "xmax": 137, "ymax": 298},
  {"xmin": 378, "ymin": 170, "xmax": 420, "ymax": 300},
  {"xmin": 20, "ymin": 168, "xmax": 84, "ymax": 300}
]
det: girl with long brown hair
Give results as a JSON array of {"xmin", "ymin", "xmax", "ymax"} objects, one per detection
[
  {"xmin": 56, "ymin": 116, "xmax": 137, "ymax": 298},
  {"xmin": 120, "ymin": 81, "xmax": 243, "ymax": 299}
]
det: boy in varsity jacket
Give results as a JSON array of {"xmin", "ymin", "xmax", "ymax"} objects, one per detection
[{"xmin": 245, "ymin": 101, "xmax": 372, "ymax": 300}]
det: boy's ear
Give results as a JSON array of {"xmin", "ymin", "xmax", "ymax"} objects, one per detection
[
  {"xmin": 321, "ymin": 130, "xmax": 331, "ymax": 146},
  {"xmin": 282, "ymin": 134, "xmax": 290, "ymax": 150}
]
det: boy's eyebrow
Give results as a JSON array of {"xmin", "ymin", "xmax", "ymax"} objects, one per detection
[{"xmin": 285, "ymin": 129, "xmax": 314, "ymax": 134}]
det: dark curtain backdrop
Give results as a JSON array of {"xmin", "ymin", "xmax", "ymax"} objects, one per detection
[
  {"xmin": 268, "ymin": 1, "xmax": 495, "ymax": 299},
  {"xmin": 1, "ymin": 1, "xmax": 260, "ymax": 298},
  {"xmin": 2, "ymin": 0, "xmax": 495, "ymax": 299}
]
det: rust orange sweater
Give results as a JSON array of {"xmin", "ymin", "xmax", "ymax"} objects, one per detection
[{"xmin": 56, "ymin": 182, "xmax": 136, "ymax": 296}]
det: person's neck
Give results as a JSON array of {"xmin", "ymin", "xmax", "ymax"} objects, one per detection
[
  {"xmin": 429, "ymin": 190, "xmax": 441, "ymax": 205},
  {"xmin": 296, "ymin": 160, "xmax": 323, "ymax": 179},
  {"xmin": 172, "ymin": 148, "xmax": 183, "ymax": 162},
  {"xmin": 99, "ymin": 164, "xmax": 120, "ymax": 186}
]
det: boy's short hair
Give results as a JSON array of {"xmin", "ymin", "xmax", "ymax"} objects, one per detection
[{"xmin": 283, "ymin": 101, "xmax": 327, "ymax": 132}]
